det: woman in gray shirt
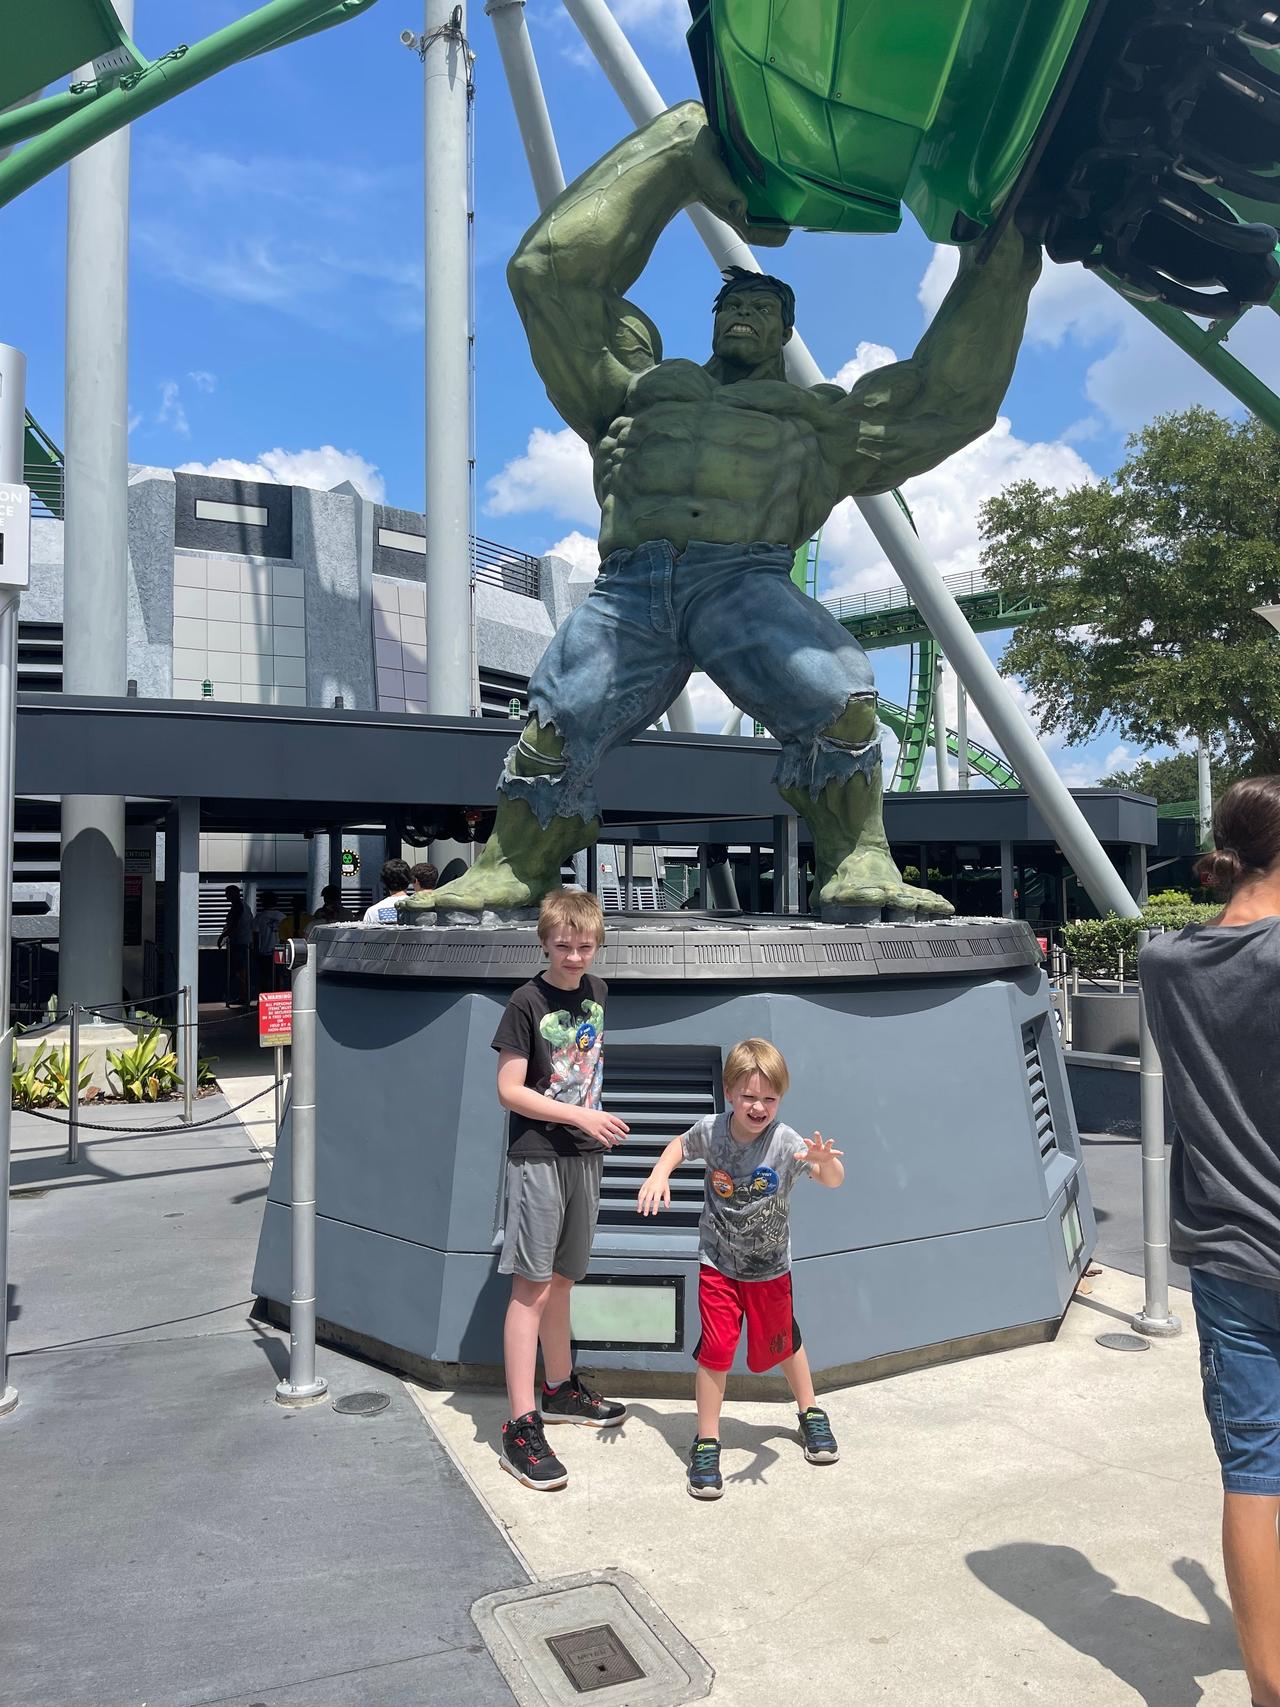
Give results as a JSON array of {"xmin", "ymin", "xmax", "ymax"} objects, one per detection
[{"xmin": 1141, "ymin": 776, "xmax": 1280, "ymax": 1707}]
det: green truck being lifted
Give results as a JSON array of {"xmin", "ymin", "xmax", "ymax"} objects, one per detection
[{"xmin": 688, "ymin": 0, "xmax": 1280, "ymax": 319}]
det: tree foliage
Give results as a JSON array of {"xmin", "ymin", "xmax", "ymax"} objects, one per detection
[
  {"xmin": 980, "ymin": 408, "xmax": 1280, "ymax": 772},
  {"xmin": 1097, "ymin": 750, "xmax": 1199, "ymax": 802}
]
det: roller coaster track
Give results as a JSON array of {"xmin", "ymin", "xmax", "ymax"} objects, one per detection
[{"xmin": 878, "ymin": 683, "xmax": 1022, "ymax": 792}]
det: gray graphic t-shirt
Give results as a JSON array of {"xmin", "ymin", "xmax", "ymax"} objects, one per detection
[{"xmin": 681, "ymin": 1113, "xmax": 812, "ymax": 1281}]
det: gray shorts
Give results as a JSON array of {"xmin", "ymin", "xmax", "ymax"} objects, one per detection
[{"xmin": 498, "ymin": 1152, "xmax": 603, "ymax": 1283}]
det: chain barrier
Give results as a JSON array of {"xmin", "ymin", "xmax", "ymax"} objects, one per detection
[{"xmin": 18, "ymin": 1079, "xmax": 283, "ymax": 1137}]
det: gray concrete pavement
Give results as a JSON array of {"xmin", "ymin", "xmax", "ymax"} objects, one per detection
[{"xmin": 3, "ymin": 1096, "xmax": 525, "ymax": 1707}]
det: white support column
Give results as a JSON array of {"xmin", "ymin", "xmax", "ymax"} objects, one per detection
[
  {"xmin": 60, "ymin": 4, "xmax": 133, "ymax": 1009},
  {"xmin": 423, "ymin": 0, "xmax": 474, "ymax": 719},
  {"xmin": 1196, "ymin": 739, "xmax": 1212, "ymax": 847},
  {"xmin": 0, "ymin": 342, "xmax": 26, "ymax": 1418},
  {"xmin": 932, "ymin": 653, "xmax": 950, "ymax": 791},
  {"xmin": 956, "ymin": 678, "xmax": 971, "ymax": 790}
]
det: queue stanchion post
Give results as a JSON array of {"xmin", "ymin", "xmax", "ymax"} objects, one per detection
[
  {"xmin": 273, "ymin": 937, "xmax": 326, "ymax": 1405},
  {"xmin": 1132, "ymin": 928, "xmax": 1182, "ymax": 1338},
  {"xmin": 274, "ymin": 1043, "xmax": 283, "ymax": 1139},
  {"xmin": 66, "ymin": 1003, "xmax": 80, "ymax": 1166},
  {"xmin": 181, "ymin": 985, "xmax": 194, "ymax": 1127}
]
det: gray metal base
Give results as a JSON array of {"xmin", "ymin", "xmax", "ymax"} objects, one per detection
[{"xmin": 253, "ymin": 917, "xmax": 1095, "ymax": 1384}]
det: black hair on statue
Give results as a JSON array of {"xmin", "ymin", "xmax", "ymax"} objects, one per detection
[{"xmin": 712, "ymin": 266, "xmax": 795, "ymax": 330}]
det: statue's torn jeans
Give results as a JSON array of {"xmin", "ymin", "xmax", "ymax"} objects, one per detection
[{"xmin": 500, "ymin": 539, "xmax": 879, "ymax": 829}]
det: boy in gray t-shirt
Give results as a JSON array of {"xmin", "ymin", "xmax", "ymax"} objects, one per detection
[{"xmin": 637, "ymin": 1037, "xmax": 845, "ymax": 1499}]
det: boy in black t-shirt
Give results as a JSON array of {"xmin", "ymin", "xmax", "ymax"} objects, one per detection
[{"xmin": 490, "ymin": 889, "xmax": 629, "ymax": 1489}]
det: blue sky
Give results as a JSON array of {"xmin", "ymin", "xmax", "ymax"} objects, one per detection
[{"xmin": 3, "ymin": 0, "xmax": 1273, "ymax": 784}]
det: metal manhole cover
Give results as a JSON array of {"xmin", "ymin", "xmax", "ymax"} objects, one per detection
[
  {"xmin": 332, "ymin": 1390, "xmax": 391, "ymax": 1416},
  {"xmin": 1096, "ymin": 1332, "xmax": 1150, "ymax": 1352},
  {"xmin": 546, "ymin": 1625, "xmax": 646, "ymax": 1694}
]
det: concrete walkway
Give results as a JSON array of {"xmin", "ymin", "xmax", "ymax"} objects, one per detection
[
  {"xmin": 3, "ymin": 1095, "xmax": 525, "ymax": 1707},
  {"xmin": 416, "ymin": 1264, "xmax": 1233, "ymax": 1707}
]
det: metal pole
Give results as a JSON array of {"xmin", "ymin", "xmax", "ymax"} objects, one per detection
[
  {"xmin": 956, "ymin": 678, "xmax": 971, "ymax": 791},
  {"xmin": 484, "ymin": 0, "xmax": 565, "ymax": 208},
  {"xmin": 60, "ymin": 3, "xmax": 132, "ymax": 1013},
  {"xmin": 276, "ymin": 939, "xmax": 327, "ymax": 1404},
  {"xmin": 624, "ymin": 838, "xmax": 634, "ymax": 911},
  {"xmin": 66, "ymin": 1003, "xmax": 80, "ymax": 1165},
  {"xmin": 487, "ymin": 0, "xmax": 698, "ymax": 735},
  {"xmin": 560, "ymin": 0, "xmax": 1140, "ymax": 924},
  {"xmin": 422, "ymin": 0, "xmax": 475, "ymax": 721},
  {"xmin": 932, "ymin": 654, "xmax": 950, "ymax": 790},
  {"xmin": 181, "ymin": 984, "xmax": 194, "ymax": 1127},
  {"xmin": 274, "ymin": 1042, "xmax": 284, "ymax": 1139},
  {"xmin": 0, "ymin": 340, "xmax": 25, "ymax": 1417},
  {"xmin": 1196, "ymin": 739, "xmax": 1212, "ymax": 848},
  {"xmin": 1133, "ymin": 929, "xmax": 1182, "ymax": 1338}
]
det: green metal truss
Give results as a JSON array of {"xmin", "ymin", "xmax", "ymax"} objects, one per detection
[
  {"xmin": 23, "ymin": 413, "xmax": 64, "ymax": 520},
  {"xmin": 0, "ymin": 0, "xmax": 379, "ymax": 211},
  {"xmin": 878, "ymin": 690, "xmax": 1021, "ymax": 790}
]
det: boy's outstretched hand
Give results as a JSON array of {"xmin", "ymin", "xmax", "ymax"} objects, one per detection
[
  {"xmin": 637, "ymin": 1174, "xmax": 671, "ymax": 1216},
  {"xmin": 795, "ymin": 1131, "xmax": 844, "ymax": 1183}
]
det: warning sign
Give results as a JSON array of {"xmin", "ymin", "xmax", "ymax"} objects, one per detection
[{"xmin": 258, "ymin": 991, "xmax": 292, "ymax": 1048}]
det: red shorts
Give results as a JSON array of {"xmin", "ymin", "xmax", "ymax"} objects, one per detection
[{"xmin": 694, "ymin": 1265, "xmax": 801, "ymax": 1374}]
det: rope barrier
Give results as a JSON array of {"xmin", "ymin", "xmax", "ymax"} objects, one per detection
[{"xmin": 18, "ymin": 1080, "xmax": 283, "ymax": 1136}]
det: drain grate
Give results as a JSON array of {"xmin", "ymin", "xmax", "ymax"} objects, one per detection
[
  {"xmin": 332, "ymin": 1390, "xmax": 391, "ymax": 1415},
  {"xmin": 1096, "ymin": 1332, "xmax": 1150, "ymax": 1353},
  {"xmin": 546, "ymin": 1625, "xmax": 646, "ymax": 1693}
]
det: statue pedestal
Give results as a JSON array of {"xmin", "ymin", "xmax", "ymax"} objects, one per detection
[{"xmin": 252, "ymin": 916, "xmax": 1095, "ymax": 1392}]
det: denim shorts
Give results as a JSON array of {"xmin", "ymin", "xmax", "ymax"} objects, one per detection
[{"xmin": 1191, "ymin": 1266, "xmax": 1280, "ymax": 1495}]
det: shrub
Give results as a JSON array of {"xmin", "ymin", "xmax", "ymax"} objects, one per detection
[
  {"xmin": 41, "ymin": 1046, "xmax": 92, "ymax": 1109},
  {"xmin": 1060, "ymin": 898, "xmax": 1221, "ymax": 976},
  {"xmin": 107, "ymin": 1024, "xmax": 182, "ymax": 1102},
  {"xmin": 12, "ymin": 1042, "xmax": 54, "ymax": 1110}
]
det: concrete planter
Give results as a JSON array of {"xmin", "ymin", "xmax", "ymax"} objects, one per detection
[{"xmin": 1071, "ymin": 989, "xmax": 1139, "ymax": 1058}]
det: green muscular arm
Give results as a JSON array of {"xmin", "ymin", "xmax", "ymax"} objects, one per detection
[
  {"xmin": 507, "ymin": 100, "xmax": 779, "ymax": 446},
  {"xmin": 831, "ymin": 225, "xmax": 1042, "ymax": 496}
]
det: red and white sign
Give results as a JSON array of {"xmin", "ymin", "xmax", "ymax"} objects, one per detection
[{"xmin": 258, "ymin": 991, "xmax": 293, "ymax": 1048}]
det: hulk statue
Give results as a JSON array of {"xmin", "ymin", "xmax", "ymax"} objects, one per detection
[{"xmin": 410, "ymin": 101, "xmax": 1040, "ymax": 918}]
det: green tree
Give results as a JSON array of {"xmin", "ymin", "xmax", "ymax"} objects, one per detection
[{"xmin": 980, "ymin": 407, "xmax": 1280, "ymax": 773}]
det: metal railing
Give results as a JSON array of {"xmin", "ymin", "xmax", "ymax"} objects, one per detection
[
  {"xmin": 822, "ymin": 568, "xmax": 989, "ymax": 625},
  {"xmin": 472, "ymin": 534, "xmax": 541, "ymax": 599},
  {"xmin": 23, "ymin": 464, "xmax": 63, "ymax": 520}
]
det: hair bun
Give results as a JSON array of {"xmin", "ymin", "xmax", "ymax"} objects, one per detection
[{"xmin": 1195, "ymin": 847, "xmax": 1244, "ymax": 892}]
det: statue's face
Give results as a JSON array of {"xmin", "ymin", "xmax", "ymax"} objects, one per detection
[{"xmin": 711, "ymin": 286, "xmax": 789, "ymax": 366}]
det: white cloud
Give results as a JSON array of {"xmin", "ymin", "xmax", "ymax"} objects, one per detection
[
  {"xmin": 485, "ymin": 426, "xmax": 598, "ymax": 527},
  {"xmin": 684, "ymin": 671, "xmax": 734, "ymax": 734},
  {"xmin": 177, "ymin": 445, "xmax": 386, "ymax": 500},
  {"xmin": 830, "ymin": 341, "xmax": 897, "ymax": 389},
  {"xmin": 188, "ymin": 370, "xmax": 217, "ymax": 394},
  {"xmin": 607, "ymin": 0, "xmax": 689, "ymax": 39},
  {"xmin": 819, "ymin": 416, "xmax": 1095, "ymax": 603},
  {"xmin": 546, "ymin": 530, "xmax": 600, "ymax": 576},
  {"xmin": 157, "ymin": 380, "xmax": 189, "ymax": 437}
]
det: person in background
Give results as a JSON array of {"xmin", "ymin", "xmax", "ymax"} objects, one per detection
[
  {"xmin": 310, "ymin": 884, "xmax": 348, "ymax": 930},
  {"xmin": 410, "ymin": 862, "xmax": 439, "ymax": 894},
  {"xmin": 362, "ymin": 860, "xmax": 413, "ymax": 924},
  {"xmin": 277, "ymin": 896, "xmax": 312, "ymax": 946},
  {"xmin": 252, "ymin": 889, "xmax": 285, "ymax": 997},
  {"xmin": 217, "ymin": 884, "xmax": 254, "ymax": 1008},
  {"xmin": 1140, "ymin": 776, "xmax": 1280, "ymax": 1707}
]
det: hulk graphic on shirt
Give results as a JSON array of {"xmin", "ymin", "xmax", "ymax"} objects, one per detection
[{"xmin": 407, "ymin": 101, "xmax": 1039, "ymax": 918}]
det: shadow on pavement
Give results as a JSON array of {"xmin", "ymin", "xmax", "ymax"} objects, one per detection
[{"xmin": 967, "ymin": 1543, "xmax": 1241, "ymax": 1707}]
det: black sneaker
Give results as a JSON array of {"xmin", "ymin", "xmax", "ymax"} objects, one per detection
[
  {"xmin": 798, "ymin": 1407, "xmax": 840, "ymax": 1464},
  {"xmin": 500, "ymin": 1412, "xmax": 568, "ymax": 1490},
  {"xmin": 687, "ymin": 1437, "xmax": 724, "ymax": 1500},
  {"xmin": 541, "ymin": 1371, "xmax": 627, "ymax": 1428}
]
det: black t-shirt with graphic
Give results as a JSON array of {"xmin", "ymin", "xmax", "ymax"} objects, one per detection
[{"xmin": 490, "ymin": 973, "xmax": 607, "ymax": 1158}]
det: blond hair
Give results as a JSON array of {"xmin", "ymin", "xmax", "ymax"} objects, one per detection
[
  {"xmin": 722, "ymin": 1038, "xmax": 789, "ymax": 1098},
  {"xmin": 537, "ymin": 887, "xmax": 605, "ymax": 946}
]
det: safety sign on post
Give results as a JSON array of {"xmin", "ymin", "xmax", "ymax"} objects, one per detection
[
  {"xmin": 258, "ymin": 990, "xmax": 292, "ymax": 1049},
  {"xmin": 0, "ymin": 483, "xmax": 31, "ymax": 590}
]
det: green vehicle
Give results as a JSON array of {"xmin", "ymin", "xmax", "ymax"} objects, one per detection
[{"xmin": 688, "ymin": 0, "xmax": 1280, "ymax": 317}]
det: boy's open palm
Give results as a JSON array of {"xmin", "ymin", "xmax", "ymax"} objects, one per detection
[
  {"xmin": 637, "ymin": 1175, "xmax": 670, "ymax": 1216},
  {"xmin": 795, "ymin": 1131, "xmax": 843, "ymax": 1172}
]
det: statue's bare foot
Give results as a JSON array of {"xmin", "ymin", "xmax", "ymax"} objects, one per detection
[
  {"xmin": 397, "ymin": 856, "xmax": 551, "ymax": 914},
  {"xmin": 818, "ymin": 846, "xmax": 953, "ymax": 921}
]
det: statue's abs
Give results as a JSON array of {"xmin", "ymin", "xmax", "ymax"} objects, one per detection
[{"xmin": 595, "ymin": 362, "xmax": 836, "ymax": 556}]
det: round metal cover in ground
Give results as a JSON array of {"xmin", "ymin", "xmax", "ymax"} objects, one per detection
[
  {"xmin": 1096, "ymin": 1332, "xmax": 1151, "ymax": 1352},
  {"xmin": 332, "ymin": 1390, "xmax": 391, "ymax": 1415}
]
